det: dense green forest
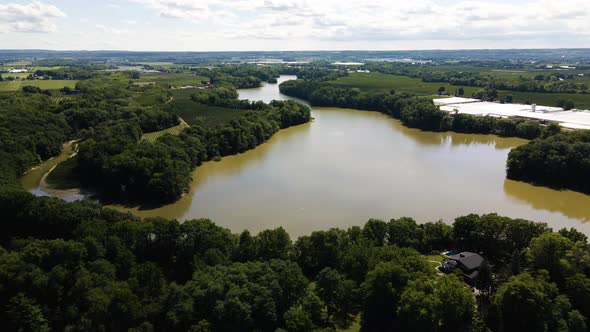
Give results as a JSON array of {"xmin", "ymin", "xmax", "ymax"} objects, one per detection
[
  {"xmin": 1, "ymin": 191, "xmax": 589, "ymax": 331},
  {"xmin": 507, "ymin": 130, "xmax": 590, "ymax": 194}
]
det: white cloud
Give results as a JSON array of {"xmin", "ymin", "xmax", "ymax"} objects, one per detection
[
  {"xmin": 130, "ymin": 0, "xmax": 590, "ymax": 44},
  {"xmin": 95, "ymin": 24, "xmax": 127, "ymax": 35},
  {"xmin": 0, "ymin": 1, "xmax": 65, "ymax": 33}
]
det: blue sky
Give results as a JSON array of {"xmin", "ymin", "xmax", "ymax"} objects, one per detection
[{"xmin": 1, "ymin": 0, "xmax": 589, "ymax": 51}]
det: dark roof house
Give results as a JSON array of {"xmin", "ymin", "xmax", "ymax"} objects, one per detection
[{"xmin": 440, "ymin": 252, "xmax": 485, "ymax": 286}]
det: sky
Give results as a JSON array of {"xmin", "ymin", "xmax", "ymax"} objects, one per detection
[{"xmin": 0, "ymin": 0, "xmax": 589, "ymax": 51}]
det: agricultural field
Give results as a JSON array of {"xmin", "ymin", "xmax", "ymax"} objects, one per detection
[
  {"xmin": 327, "ymin": 72, "xmax": 590, "ymax": 109},
  {"xmin": 327, "ymin": 72, "xmax": 481, "ymax": 95},
  {"xmin": 0, "ymin": 80, "xmax": 77, "ymax": 91},
  {"xmin": 168, "ymin": 89, "xmax": 249, "ymax": 127},
  {"xmin": 142, "ymin": 119, "xmax": 190, "ymax": 141},
  {"xmin": 1, "ymin": 73, "xmax": 32, "ymax": 79},
  {"xmin": 135, "ymin": 73, "xmax": 209, "ymax": 87}
]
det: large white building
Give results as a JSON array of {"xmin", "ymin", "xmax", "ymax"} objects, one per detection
[{"xmin": 434, "ymin": 97, "xmax": 590, "ymax": 130}]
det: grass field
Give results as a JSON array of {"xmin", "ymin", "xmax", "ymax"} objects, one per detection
[
  {"xmin": 0, "ymin": 80, "xmax": 77, "ymax": 91},
  {"xmin": 425, "ymin": 254, "xmax": 445, "ymax": 270},
  {"xmin": 328, "ymin": 73, "xmax": 590, "ymax": 109},
  {"xmin": 46, "ymin": 157, "xmax": 81, "ymax": 190},
  {"xmin": 136, "ymin": 73, "xmax": 209, "ymax": 87},
  {"xmin": 142, "ymin": 119, "xmax": 190, "ymax": 141},
  {"xmin": 168, "ymin": 89, "xmax": 249, "ymax": 127},
  {"xmin": 2, "ymin": 73, "xmax": 31, "ymax": 79}
]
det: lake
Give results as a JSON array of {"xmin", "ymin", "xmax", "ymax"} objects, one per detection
[{"xmin": 106, "ymin": 75, "xmax": 590, "ymax": 236}]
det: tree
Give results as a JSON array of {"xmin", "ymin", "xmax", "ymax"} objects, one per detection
[
  {"xmin": 6, "ymin": 294, "xmax": 49, "ymax": 332},
  {"xmin": 527, "ymin": 233, "xmax": 572, "ymax": 283},
  {"xmin": 255, "ymin": 227, "xmax": 291, "ymax": 260},
  {"xmin": 315, "ymin": 268, "xmax": 358, "ymax": 328},
  {"xmin": 360, "ymin": 262, "xmax": 409, "ymax": 331},
  {"xmin": 504, "ymin": 95, "xmax": 513, "ymax": 103},
  {"xmin": 362, "ymin": 219, "xmax": 388, "ymax": 246},
  {"xmin": 493, "ymin": 273, "xmax": 566, "ymax": 332},
  {"xmin": 397, "ymin": 274, "xmax": 473, "ymax": 332},
  {"xmin": 457, "ymin": 87, "xmax": 465, "ymax": 96}
]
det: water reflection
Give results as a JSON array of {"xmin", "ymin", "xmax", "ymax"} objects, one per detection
[{"xmin": 504, "ymin": 179, "xmax": 590, "ymax": 223}]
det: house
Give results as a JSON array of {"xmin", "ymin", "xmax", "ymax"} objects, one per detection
[{"xmin": 440, "ymin": 251, "xmax": 484, "ymax": 286}]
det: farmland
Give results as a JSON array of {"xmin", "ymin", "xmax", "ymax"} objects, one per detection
[
  {"xmin": 327, "ymin": 72, "xmax": 590, "ymax": 108},
  {"xmin": 167, "ymin": 89, "xmax": 249, "ymax": 127},
  {"xmin": 135, "ymin": 73, "xmax": 209, "ymax": 86},
  {"xmin": 0, "ymin": 80, "xmax": 77, "ymax": 91}
]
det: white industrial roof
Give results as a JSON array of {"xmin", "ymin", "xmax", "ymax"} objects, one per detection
[
  {"xmin": 433, "ymin": 97, "xmax": 481, "ymax": 106},
  {"xmin": 439, "ymin": 101, "xmax": 590, "ymax": 130}
]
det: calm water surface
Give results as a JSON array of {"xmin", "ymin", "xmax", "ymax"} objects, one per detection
[{"xmin": 107, "ymin": 75, "xmax": 590, "ymax": 236}]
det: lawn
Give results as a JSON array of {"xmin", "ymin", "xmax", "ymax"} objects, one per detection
[
  {"xmin": 0, "ymin": 80, "xmax": 77, "ymax": 91},
  {"xmin": 168, "ymin": 89, "xmax": 249, "ymax": 127},
  {"xmin": 135, "ymin": 73, "xmax": 209, "ymax": 87},
  {"xmin": 327, "ymin": 73, "xmax": 590, "ymax": 109},
  {"xmin": 425, "ymin": 254, "xmax": 445, "ymax": 270},
  {"xmin": 326, "ymin": 72, "xmax": 481, "ymax": 96}
]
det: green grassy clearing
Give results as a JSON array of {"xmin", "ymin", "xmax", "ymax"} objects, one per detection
[
  {"xmin": 142, "ymin": 120, "xmax": 190, "ymax": 141},
  {"xmin": 339, "ymin": 315, "xmax": 361, "ymax": 332},
  {"xmin": 46, "ymin": 157, "xmax": 81, "ymax": 190},
  {"xmin": 0, "ymin": 80, "xmax": 77, "ymax": 91},
  {"xmin": 136, "ymin": 73, "xmax": 209, "ymax": 87},
  {"xmin": 1, "ymin": 73, "xmax": 32, "ymax": 79},
  {"xmin": 168, "ymin": 89, "xmax": 249, "ymax": 127},
  {"xmin": 328, "ymin": 73, "xmax": 590, "ymax": 108},
  {"xmin": 425, "ymin": 254, "xmax": 445, "ymax": 269}
]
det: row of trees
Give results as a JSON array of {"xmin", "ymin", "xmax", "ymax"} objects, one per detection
[
  {"xmin": 507, "ymin": 130, "xmax": 590, "ymax": 194},
  {"xmin": 362, "ymin": 62, "xmax": 589, "ymax": 94},
  {"xmin": 0, "ymin": 191, "xmax": 588, "ymax": 331},
  {"xmin": 279, "ymin": 79, "xmax": 553, "ymax": 139}
]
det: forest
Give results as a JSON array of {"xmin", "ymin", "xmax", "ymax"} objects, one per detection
[
  {"xmin": 0, "ymin": 191, "xmax": 589, "ymax": 331},
  {"xmin": 507, "ymin": 130, "xmax": 590, "ymax": 194}
]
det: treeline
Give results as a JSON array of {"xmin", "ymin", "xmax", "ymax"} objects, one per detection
[
  {"xmin": 507, "ymin": 130, "xmax": 590, "ymax": 194},
  {"xmin": 76, "ymin": 81, "xmax": 310, "ymax": 203},
  {"xmin": 1, "ymin": 191, "xmax": 589, "ymax": 331},
  {"xmin": 279, "ymin": 79, "xmax": 552, "ymax": 139},
  {"xmin": 191, "ymin": 65, "xmax": 347, "ymax": 89},
  {"xmin": 34, "ymin": 66, "xmax": 103, "ymax": 80},
  {"xmin": 363, "ymin": 62, "xmax": 589, "ymax": 94}
]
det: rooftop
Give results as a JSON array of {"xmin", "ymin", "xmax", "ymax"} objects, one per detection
[
  {"xmin": 433, "ymin": 97, "xmax": 480, "ymax": 106},
  {"xmin": 447, "ymin": 252, "xmax": 484, "ymax": 271},
  {"xmin": 437, "ymin": 98, "xmax": 590, "ymax": 130}
]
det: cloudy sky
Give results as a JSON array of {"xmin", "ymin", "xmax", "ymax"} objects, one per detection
[{"xmin": 1, "ymin": 0, "xmax": 589, "ymax": 51}]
